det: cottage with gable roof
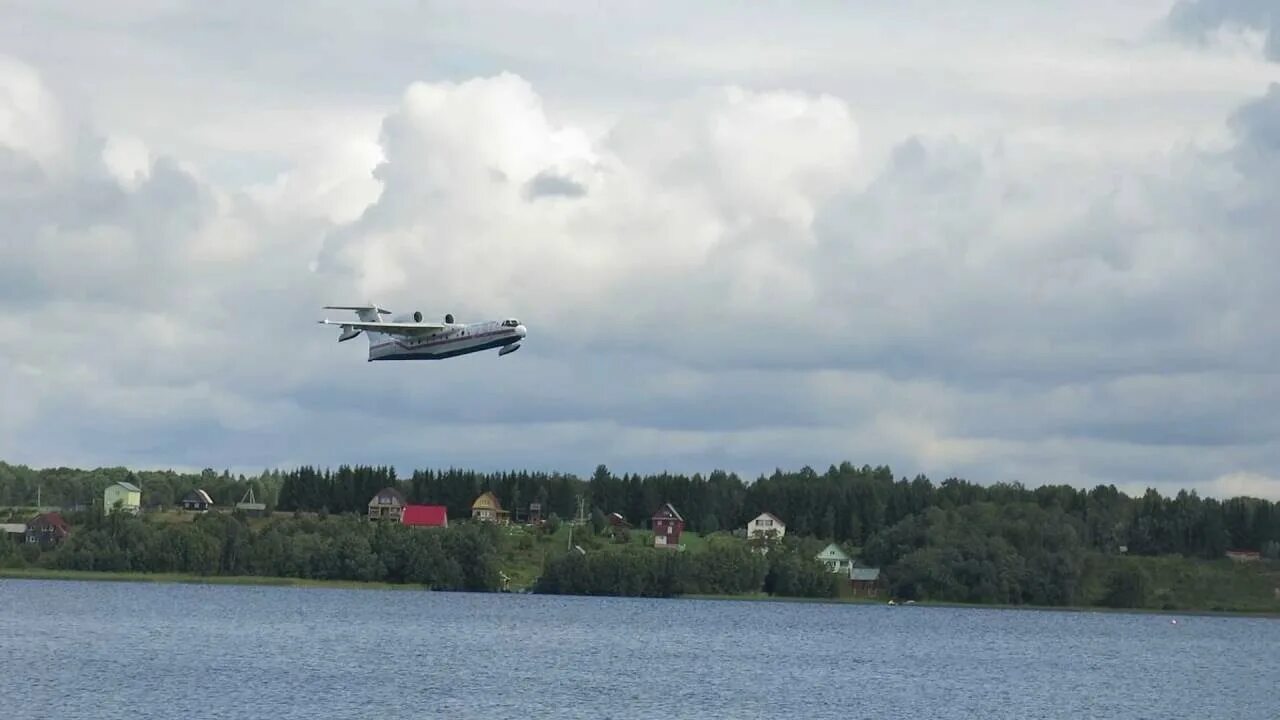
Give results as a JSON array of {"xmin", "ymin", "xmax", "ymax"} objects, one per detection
[
  {"xmin": 368, "ymin": 487, "xmax": 407, "ymax": 521},
  {"xmin": 181, "ymin": 489, "xmax": 214, "ymax": 512},
  {"xmin": 745, "ymin": 512, "xmax": 786, "ymax": 540},
  {"xmin": 850, "ymin": 566, "xmax": 882, "ymax": 597},
  {"xmin": 104, "ymin": 481, "xmax": 141, "ymax": 515},
  {"xmin": 26, "ymin": 512, "xmax": 70, "ymax": 546},
  {"xmin": 816, "ymin": 543, "xmax": 852, "ymax": 573},
  {"xmin": 652, "ymin": 503, "xmax": 684, "ymax": 549},
  {"xmin": 471, "ymin": 491, "xmax": 510, "ymax": 524}
]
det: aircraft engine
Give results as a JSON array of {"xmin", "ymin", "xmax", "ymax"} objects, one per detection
[
  {"xmin": 444, "ymin": 313, "xmax": 454, "ymax": 324},
  {"xmin": 391, "ymin": 311, "xmax": 424, "ymax": 323}
]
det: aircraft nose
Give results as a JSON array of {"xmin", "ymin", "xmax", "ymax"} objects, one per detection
[{"xmin": 516, "ymin": 324, "xmax": 527, "ymax": 338}]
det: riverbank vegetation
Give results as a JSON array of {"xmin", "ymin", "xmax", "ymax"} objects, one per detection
[{"xmin": 2, "ymin": 460, "xmax": 1278, "ymax": 612}]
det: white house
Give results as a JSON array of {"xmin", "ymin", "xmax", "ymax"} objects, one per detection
[
  {"xmin": 744, "ymin": 512, "xmax": 786, "ymax": 541},
  {"xmin": 815, "ymin": 543, "xmax": 852, "ymax": 573}
]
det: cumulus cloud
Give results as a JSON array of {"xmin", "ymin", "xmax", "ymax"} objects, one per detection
[{"xmin": 1, "ymin": 2, "xmax": 1279, "ymax": 501}]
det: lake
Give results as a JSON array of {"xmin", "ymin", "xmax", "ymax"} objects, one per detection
[{"xmin": 1, "ymin": 579, "xmax": 1276, "ymax": 719}]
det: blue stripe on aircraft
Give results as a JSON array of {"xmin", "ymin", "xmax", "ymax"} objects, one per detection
[{"xmin": 370, "ymin": 335, "xmax": 519, "ymax": 360}]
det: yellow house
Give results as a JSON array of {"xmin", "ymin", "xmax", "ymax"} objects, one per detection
[
  {"xmin": 104, "ymin": 481, "xmax": 141, "ymax": 515},
  {"xmin": 471, "ymin": 491, "xmax": 510, "ymax": 524}
]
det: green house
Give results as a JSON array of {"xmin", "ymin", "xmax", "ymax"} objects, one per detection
[
  {"xmin": 815, "ymin": 543, "xmax": 852, "ymax": 573},
  {"xmin": 104, "ymin": 481, "xmax": 141, "ymax": 515}
]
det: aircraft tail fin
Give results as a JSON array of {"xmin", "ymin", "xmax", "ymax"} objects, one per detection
[{"xmin": 320, "ymin": 303, "xmax": 390, "ymax": 343}]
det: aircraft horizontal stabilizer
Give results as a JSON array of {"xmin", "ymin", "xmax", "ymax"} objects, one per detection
[{"xmin": 323, "ymin": 304, "xmax": 391, "ymax": 314}]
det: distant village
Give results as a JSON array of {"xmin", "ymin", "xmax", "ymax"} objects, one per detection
[{"xmin": 2, "ymin": 479, "xmax": 916, "ymax": 596}]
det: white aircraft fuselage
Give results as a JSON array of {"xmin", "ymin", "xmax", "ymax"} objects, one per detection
[
  {"xmin": 319, "ymin": 305, "xmax": 527, "ymax": 361},
  {"xmin": 368, "ymin": 318, "xmax": 526, "ymax": 361}
]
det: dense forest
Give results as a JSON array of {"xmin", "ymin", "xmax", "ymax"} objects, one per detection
[
  {"xmin": 0, "ymin": 509, "xmax": 505, "ymax": 590},
  {"xmin": 532, "ymin": 535, "xmax": 839, "ymax": 599},
  {"xmin": 0, "ymin": 505, "xmax": 840, "ymax": 600},
  {"xmin": 6, "ymin": 460, "xmax": 1276, "ymax": 560},
  {"xmin": 2, "ymin": 459, "xmax": 1278, "ymax": 609}
]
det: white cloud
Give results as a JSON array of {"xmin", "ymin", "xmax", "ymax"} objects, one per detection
[
  {"xmin": 0, "ymin": 4, "xmax": 1278, "ymax": 501},
  {"xmin": 0, "ymin": 54, "xmax": 70, "ymax": 170},
  {"xmin": 100, "ymin": 134, "xmax": 151, "ymax": 190},
  {"xmin": 1210, "ymin": 472, "xmax": 1280, "ymax": 501}
]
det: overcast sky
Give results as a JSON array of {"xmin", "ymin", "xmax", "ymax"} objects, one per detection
[{"xmin": 2, "ymin": 1, "xmax": 1278, "ymax": 499}]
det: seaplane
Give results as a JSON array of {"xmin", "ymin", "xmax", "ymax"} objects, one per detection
[{"xmin": 318, "ymin": 304, "xmax": 526, "ymax": 361}]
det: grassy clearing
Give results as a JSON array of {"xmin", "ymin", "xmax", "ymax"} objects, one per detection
[{"xmin": 1080, "ymin": 554, "xmax": 1280, "ymax": 613}]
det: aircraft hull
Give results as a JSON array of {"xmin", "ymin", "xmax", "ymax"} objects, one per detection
[{"xmin": 369, "ymin": 334, "xmax": 520, "ymax": 361}]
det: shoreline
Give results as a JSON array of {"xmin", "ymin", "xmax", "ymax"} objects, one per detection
[
  {"xmin": 5, "ymin": 568, "xmax": 1278, "ymax": 618},
  {"xmin": 682, "ymin": 591, "xmax": 1280, "ymax": 619},
  {"xmin": 0, "ymin": 568, "xmax": 426, "ymax": 591}
]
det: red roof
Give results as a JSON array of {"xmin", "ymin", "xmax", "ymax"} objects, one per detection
[
  {"xmin": 30, "ymin": 512, "xmax": 70, "ymax": 537},
  {"xmin": 38, "ymin": 512, "xmax": 68, "ymax": 531},
  {"xmin": 401, "ymin": 504, "xmax": 448, "ymax": 527}
]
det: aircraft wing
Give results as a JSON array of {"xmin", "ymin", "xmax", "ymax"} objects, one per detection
[{"xmin": 318, "ymin": 319, "xmax": 445, "ymax": 336}]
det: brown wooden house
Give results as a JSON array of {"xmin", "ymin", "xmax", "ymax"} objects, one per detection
[
  {"xmin": 25, "ymin": 512, "xmax": 69, "ymax": 547},
  {"xmin": 651, "ymin": 503, "xmax": 684, "ymax": 549},
  {"xmin": 471, "ymin": 491, "xmax": 510, "ymax": 524},
  {"xmin": 849, "ymin": 566, "xmax": 882, "ymax": 597}
]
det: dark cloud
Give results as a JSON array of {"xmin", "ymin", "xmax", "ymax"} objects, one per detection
[
  {"xmin": 1228, "ymin": 82, "xmax": 1280, "ymax": 171},
  {"xmin": 1167, "ymin": 0, "xmax": 1280, "ymax": 61},
  {"xmin": 0, "ymin": 141, "xmax": 216, "ymax": 309},
  {"xmin": 523, "ymin": 170, "xmax": 587, "ymax": 200}
]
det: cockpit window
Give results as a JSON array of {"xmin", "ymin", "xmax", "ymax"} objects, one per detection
[{"xmin": 502, "ymin": 319, "xmax": 520, "ymax": 327}]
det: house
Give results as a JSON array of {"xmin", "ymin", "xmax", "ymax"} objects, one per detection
[
  {"xmin": 402, "ymin": 504, "xmax": 449, "ymax": 528},
  {"xmin": 25, "ymin": 512, "xmax": 69, "ymax": 546},
  {"xmin": 471, "ymin": 491, "xmax": 510, "ymax": 523},
  {"xmin": 745, "ymin": 512, "xmax": 786, "ymax": 541},
  {"xmin": 849, "ymin": 566, "xmax": 882, "ymax": 597},
  {"xmin": 181, "ymin": 489, "xmax": 213, "ymax": 512},
  {"xmin": 605, "ymin": 512, "xmax": 632, "ymax": 543},
  {"xmin": 652, "ymin": 503, "xmax": 685, "ymax": 549},
  {"xmin": 103, "ymin": 481, "xmax": 141, "ymax": 514},
  {"xmin": 527, "ymin": 502, "xmax": 543, "ymax": 525},
  {"xmin": 1, "ymin": 523, "xmax": 25, "ymax": 543},
  {"xmin": 816, "ymin": 543, "xmax": 852, "ymax": 573},
  {"xmin": 368, "ymin": 487, "xmax": 407, "ymax": 521},
  {"xmin": 1226, "ymin": 550, "xmax": 1261, "ymax": 562}
]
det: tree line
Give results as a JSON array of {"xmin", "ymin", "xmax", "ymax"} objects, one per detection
[
  {"xmin": 0, "ymin": 462, "xmax": 283, "ymax": 514},
  {"xmin": 5, "ymin": 459, "xmax": 1279, "ymax": 561},
  {"xmin": 4, "ymin": 458, "xmax": 1278, "ymax": 611},
  {"xmin": 1, "ymin": 508, "xmax": 505, "ymax": 591},
  {"xmin": 532, "ymin": 535, "xmax": 840, "ymax": 599}
]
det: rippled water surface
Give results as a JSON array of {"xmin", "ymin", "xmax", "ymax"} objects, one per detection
[{"xmin": 2, "ymin": 579, "xmax": 1277, "ymax": 719}]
